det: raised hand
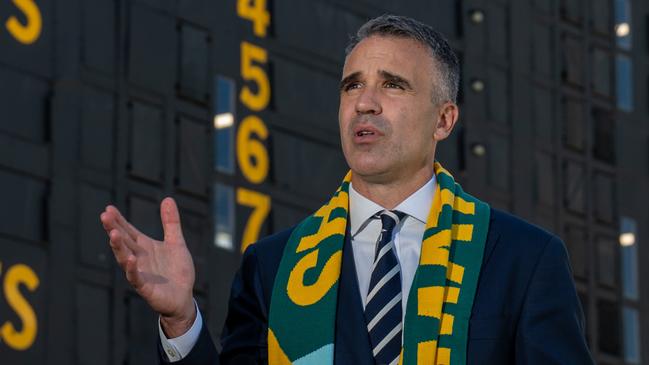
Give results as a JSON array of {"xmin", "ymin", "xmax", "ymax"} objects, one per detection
[{"xmin": 100, "ymin": 197, "xmax": 196, "ymax": 337}]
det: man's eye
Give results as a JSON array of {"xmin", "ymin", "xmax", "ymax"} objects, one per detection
[
  {"xmin": 385, "ymin": 82, "xmax": 403, "ymax": 89},
  {"xmin": 344, "ymin": 82, "xmax": 362, "ymax": 91}
]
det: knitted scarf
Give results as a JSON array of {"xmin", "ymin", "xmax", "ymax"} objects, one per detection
[{"xmin": 268, "ymin": 162, "xmax": 490, "ymax": 364}]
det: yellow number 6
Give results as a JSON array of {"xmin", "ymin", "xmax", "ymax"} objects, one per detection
[{"xmin": 237, "ymin": 115, "xmax": 269, "ymax": 184}]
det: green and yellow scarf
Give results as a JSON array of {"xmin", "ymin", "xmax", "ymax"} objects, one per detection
[{"xmin": 268, "ymin": 162, "xmax": 490, "ymax": 365}]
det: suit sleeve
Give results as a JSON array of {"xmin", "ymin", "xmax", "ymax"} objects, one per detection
[
  {"xmin": 515, "ymin": 236, "xmax": 594, "ymax": 364},
  {"xmin": 158, "ymin": 244, "xmax": 269, "ymax": 365}
]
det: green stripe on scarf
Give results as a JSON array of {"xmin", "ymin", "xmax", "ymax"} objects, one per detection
[{"xmin": 268, "ymin": 162, "xmax": 490, "ymax": 364}]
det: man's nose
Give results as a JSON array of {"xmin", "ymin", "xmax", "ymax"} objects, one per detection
[{"xmin": 355, "ymin": 87, "xmax": 382, "ymax": 114}]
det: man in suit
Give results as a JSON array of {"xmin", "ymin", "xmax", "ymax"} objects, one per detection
[{"xmin": 100, "ymin": 15, "xmax": 593, "ymax": 364}]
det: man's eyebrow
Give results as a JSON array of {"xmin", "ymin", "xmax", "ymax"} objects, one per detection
[
  {"xmin": 379, "ymin": 70, "xmax": 413, "ymax": 89},
  {"xmin": 339, "ymin": 72, "xmax": 361, "ymax": 90}
]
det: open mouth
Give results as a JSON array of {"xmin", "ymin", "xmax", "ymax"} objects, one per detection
[{"xmin": 356, "ymin": 130, "xmax": 375, "ymax": 136}]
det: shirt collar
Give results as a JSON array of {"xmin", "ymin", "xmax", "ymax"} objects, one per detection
[{"xmin": 349, "ymin": 175, "xmax": 436, "ymax": 236}]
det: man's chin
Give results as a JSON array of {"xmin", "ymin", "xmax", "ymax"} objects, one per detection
[{"xmin": 349, "ymin": 164, "xmax": 394, "ymax": 183}]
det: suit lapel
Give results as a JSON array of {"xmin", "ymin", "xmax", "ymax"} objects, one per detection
[{"xmin": 334, "ymin": 229, "xmax": 374, "ymax": 365}]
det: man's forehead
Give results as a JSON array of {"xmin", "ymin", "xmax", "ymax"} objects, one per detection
[{"xmin": 342, "ymin": 35, "xmax": 432, "ymax": 74}]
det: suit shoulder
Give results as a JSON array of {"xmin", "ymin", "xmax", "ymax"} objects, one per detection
[
  {"xmin": 489, "ymin": 208, "xmax": 562, "ymax": 253},
  {"xmin": 243, "ymin": 225, "xmax": 296, "ymax": 271}
]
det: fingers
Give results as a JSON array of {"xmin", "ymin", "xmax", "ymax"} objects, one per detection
[
  {"xmin": 108, "ymin": 228, "xmax": 134, "ymax": 269},
  {"xmin": 100, "ymin": 206, "xmax": 143, "ymax": 254},
  {"xmin": 160, "ymin": 197, "xmax": 185, "ymax": 244},
  {"xmin": 105, "ymin": 205, "xmax": 140, "ymax": 242},
  {"xmin": 124, "ymin": 254, "xmax": 143, "ymax": 289}
]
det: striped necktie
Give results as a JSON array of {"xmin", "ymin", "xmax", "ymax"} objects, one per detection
[{"xmin": 364, "ymin": 210, "xmax": 405, "ymax": 365}]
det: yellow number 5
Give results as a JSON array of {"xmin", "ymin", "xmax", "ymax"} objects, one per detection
[
  {"xmin": 240, "ymin": 42, "xmax": 270, "ymax": 112},
  {"xmin": 5, "ymin": 0, "xmax": 42, "ymax": 45}
]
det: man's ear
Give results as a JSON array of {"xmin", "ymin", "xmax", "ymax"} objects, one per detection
[{"xmin": 433, "ymin": 102, "xmax": 459, "ymax": 141}]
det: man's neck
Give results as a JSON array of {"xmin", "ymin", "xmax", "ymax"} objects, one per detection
[{"xmin": 350, "ymin": 167, "xmax": 434, "ymax": 209}]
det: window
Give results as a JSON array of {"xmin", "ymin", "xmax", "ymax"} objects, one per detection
[
  {"xmin": 615, "ymin": 55, "xmax": 633, "ymax": 112},
  {"xmin": 614, "ymin": 0, "xmax": 632, "ymax": 50},
  {"xmin": 214, "ymin": 183, "xmax": 235, "ymax": 251},
  {"xmin": 623, "ymin": 307, "xmax": 641, "ymax": 364},
  {"xmin": 214, "ymin": 76, "xmax": 236, "ymax": 174},
  {"xmin": 620, "ymin": 217, "xmax": 638, "ymax": 300}
]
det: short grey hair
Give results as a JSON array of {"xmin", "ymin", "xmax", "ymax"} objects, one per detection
[{"xmin": 345, "ymin": 14, "xmax": 460, "ymax": 104}]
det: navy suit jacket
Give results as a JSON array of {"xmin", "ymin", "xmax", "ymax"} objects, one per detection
[{"xmin": 161, "ymin": 208, "xmax": 593, "ymax": 364}]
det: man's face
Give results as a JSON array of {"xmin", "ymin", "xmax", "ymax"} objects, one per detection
[{"xmin": 339, "ymin": 35, "xmax": 441, "ymax": 185}]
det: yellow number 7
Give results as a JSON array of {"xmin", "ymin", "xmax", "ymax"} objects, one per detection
[{"xmin": 237, "ymin": 188, "xmax": 271, "ymax": 253}]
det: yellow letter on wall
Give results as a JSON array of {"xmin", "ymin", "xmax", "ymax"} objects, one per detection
[
  {"xmin": 1, "ymin": 264, "xmax": 39, "ymax": 351},
  {"xmin": 5, "ymin": 0, "xmax": 42, "ymax": 45}
]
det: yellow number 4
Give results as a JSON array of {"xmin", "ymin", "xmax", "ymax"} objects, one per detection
[{"xmin": 237, "ymin": 0, "xmax": 270, "ymax": 38}]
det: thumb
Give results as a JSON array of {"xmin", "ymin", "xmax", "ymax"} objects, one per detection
[{"xmin": 160, "ymin": 197, "xmax": 184, "ymax": 244}]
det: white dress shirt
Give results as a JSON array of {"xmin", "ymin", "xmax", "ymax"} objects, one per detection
[
  {"xmin": 349, "ymin": 176, "xmax": 435, "ymax": 320},
  {"xmin": 159, "ymin": 176, "xmax": 436, "ymax": 362}
]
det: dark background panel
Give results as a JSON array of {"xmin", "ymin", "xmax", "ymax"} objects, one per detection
[
  {"xmin": 0, "ymin": 67, "xmax": 50, "ymax": 143},
  {"xmin": 128, "ymin": 100, "xmax": 165, "ymax": 183},
  {"xmin": 81, "ymin": 87, "xmax": 115, "ymax": 172},
  {"xmin": 271, "ymin": 130, "xmax": 347, "ymax": 199},
  {"xmin": 126, "ymin": 294, "xmax": 160, "ymax": 365},
  {"xmin": 128, "ymin": 2, "xmax": 176, "ymax": 92},
  {"xmin": 176, "ymin": 115, "xmax": 209, "ymax": 196},
  {"xmin": 273, "ymin": 0, "xmax": 365, "ymax": 63},
  {"xmin": 128, "ymin": 195, "xmax": 163, "ymax": 240},
  {"xmin": 178, "ymin": 22, "xmax": 210, "ymax": 103},
  {"xmin": 76, "ymin": 283, "xmax": 111, "ymax": 365},
  {"xmin": 272, "ymin": 56, "xmax": 340, "ymax": 133},
  {"xmin": 0, "ymin": 170, "xmax": 47, "ymax": 243},
  {"xmin": 81, "ymin": 0, "xmax": 116, "ymax": 76},
  {"xmin": 79, "ymin": 184, "xmax": 113, "ymax": 269}
]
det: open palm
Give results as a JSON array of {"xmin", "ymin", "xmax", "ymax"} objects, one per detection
[{"xmin": 100, "ymin": 198, "xmax": 196, "ymax": 332}]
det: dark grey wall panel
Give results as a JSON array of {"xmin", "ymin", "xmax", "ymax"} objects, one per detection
[
  {"xmin": 81, "ymin": 88, "xmax": 115, "ymax": 172},
  {"xmin": 79, "ymin": 184, "xmax": 112, "ymax": 269},
  {"xmin": 272, "ymin": 56, "xmax": 340, "ymax": 133},
  {"xmin": 178, "ymin": 23, "xmax": 210, "ymax": 103},
  {"xmin": 129, "ymin": 100, "xmax": 164, "ymax": 182},
  {"xmin": 76, "ymin": 283, "xmax": 110, "ymax": 365},
  {"xmin": 128, "ymin": 3, "xmax": 176, "ymax": 92},
  {"xmin": 177, "ymin": 115, "xmax": 209, "ymax": 196},
  {"xmin": 0, "ymin": 170, "xmax": 47, "ymax": 242},
  {"xmin": 82, "ymin": 0, "xmax": 116, "ymax": 75},
  {"xmin": 0, "ymin": 68, "xmax": 49, "ymax": 143},
  {"xmin": 272, "ymin": 130, "xmax": 347, "ymax": 199},
  {"xmin": 126, "ymin": 295, "xmax": 159, "ymax": 365},
  {"xmin": 274, "ymin": 1, "xmax": 364, "ymax": 62}
]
